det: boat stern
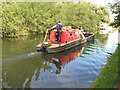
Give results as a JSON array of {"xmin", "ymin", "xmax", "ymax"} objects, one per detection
[{"xmin": 36, "ymin": 44, "xmax": 44, "ymax": 52}]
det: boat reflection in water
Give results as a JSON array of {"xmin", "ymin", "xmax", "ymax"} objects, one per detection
[
  {"xmin": 30, "ymin": 45, "xmax": 86, "ymax": 88},
  {"xmin": 42, "ymin": 45, "xmax": 84, "ymax": 74}
]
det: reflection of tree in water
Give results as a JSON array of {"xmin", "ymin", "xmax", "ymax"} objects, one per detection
[
  {"xmin": 95, "ymin": 33, "xmax": 108, "ymax": 44},
  {"xmin": 2, "ymin": 35, "xmax": 95, "ymax": 88},
  {"xmin": 41, "ymin": 45, "xmax": 85, "ymax": 74}
]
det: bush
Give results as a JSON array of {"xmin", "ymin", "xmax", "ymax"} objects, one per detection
[{"xmin": 2, "ymin": 2, "xmax": 110, "ymax": 37}]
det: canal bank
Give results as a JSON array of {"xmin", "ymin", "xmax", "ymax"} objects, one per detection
[{"xmin": 91, "ymin": 44, "xmax": 119, "ymax": 88}]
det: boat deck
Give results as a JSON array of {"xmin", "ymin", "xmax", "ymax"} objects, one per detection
[
  {"xmin": 48, "ymin": 38, "xmax": 83, "ymax": 48},
  {"xmin": 37, "ymin": 38, "xmax": 83, "ymax": 48}
]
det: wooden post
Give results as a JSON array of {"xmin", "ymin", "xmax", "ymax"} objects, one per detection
[
  {"xmin": 78, "ymin": 30, "xmax": 86, "ymax": 39},
  {"xmin": 43, "ymin": 29, "xmax": 49, "ymax": 42}
]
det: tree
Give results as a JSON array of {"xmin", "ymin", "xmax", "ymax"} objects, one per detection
[
  {"xmin": 109, "ymin": 0, "xmax": 120, "ymax": 28},
  {"xmin": 2, "ymin": 2, "xmax": 110, "ymax": 37}
]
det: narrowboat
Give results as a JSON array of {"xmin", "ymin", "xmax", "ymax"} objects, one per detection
[{"xmin": 36, "ymin": 26, "xmax": 94, "ymax": 53}]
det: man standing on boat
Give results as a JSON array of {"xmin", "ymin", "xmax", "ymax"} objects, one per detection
[{"xmin": 48, "ymin": 21, "xmax": 65, "ymax": 45}]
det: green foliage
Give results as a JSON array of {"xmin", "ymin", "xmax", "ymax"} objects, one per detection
[
  {"xmin": 2, "ymin": 2, "xmax": 110, "ymax": 37},
  {"xmin": 109, "ymin": 1, "xmax": 120, "ymax": 28}
]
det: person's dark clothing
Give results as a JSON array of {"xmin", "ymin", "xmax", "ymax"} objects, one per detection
[{"xmin": 56, "ymin": 24, "xmax": 63, "ymax": 43}]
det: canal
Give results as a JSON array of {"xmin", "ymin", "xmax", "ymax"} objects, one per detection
[{"xmin": 2, "ymin": 30, "xmax": 118, "ymax": 88}]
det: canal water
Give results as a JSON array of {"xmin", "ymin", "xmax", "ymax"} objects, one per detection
[{"xmin": 2, "ymin": 30, "xmax": 118, "ymax": 88}]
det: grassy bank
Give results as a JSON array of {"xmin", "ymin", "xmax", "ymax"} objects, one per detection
[{"xmin": 91, "ymin": 44, "xmax": 119, "ymax": 88}]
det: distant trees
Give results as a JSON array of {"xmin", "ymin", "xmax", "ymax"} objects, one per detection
[
  {"xmin": 109, "ymin": 0, "xmax": 120, "ymax": 30},
  {"xmin": 2, "ymin": 2, "xmax": 110, "ymax": 37}
]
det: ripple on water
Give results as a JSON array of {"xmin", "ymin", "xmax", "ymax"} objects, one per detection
[{"xmin": 2, "ymin": 31, "xmax": 119, "ymax": 88}]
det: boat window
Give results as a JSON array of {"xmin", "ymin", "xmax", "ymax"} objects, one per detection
[
  {"xmin": 70, "ymin": 33, "xmax": 73, "ymax": 37},
  {"xmin": 100, "ymin": 28, "xmax": 106, "ymax": 30},
  {"xmin": 100, "ymin": 25, "xmax": 104, "ymax": 27}
]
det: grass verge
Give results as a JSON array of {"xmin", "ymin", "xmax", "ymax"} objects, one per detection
[{"xmin": 91, "ymin": 44, "xmax": 119, "ymax": 88}]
